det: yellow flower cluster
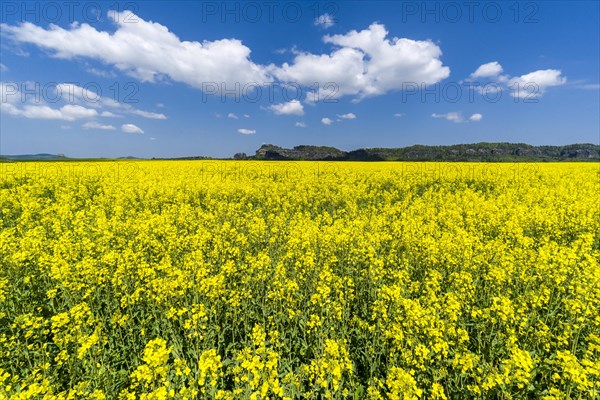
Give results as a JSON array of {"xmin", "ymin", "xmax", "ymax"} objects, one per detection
[{"xmin": 1, "ymin": 160, "xmax": 599, "ymax": 399}]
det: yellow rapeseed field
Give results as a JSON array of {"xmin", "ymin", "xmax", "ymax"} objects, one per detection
[{"xmin": 0, "ymin": 161, "xmax": 599, "ymax": 399}]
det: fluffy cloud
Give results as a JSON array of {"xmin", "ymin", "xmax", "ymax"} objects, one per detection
[
  {"xmin": 467, "ymin": 62, "xmax": 566, "ymax": 98},
  {"xmin": 295, "ymin": 122, "xmax": 307, "ymax": 128},
  {"xmin": 273, "ymin": 23, "xmax": 449, "ymax": 101},
  {"xmin": 83, "ymin": 121, "xmax": 116, "ymax": 130},
  {"xmin": 509, "ymin": 69, "xmax": 567, "ymax": 98},
  {"xmin": 238, "ymin": 128, "xmax": 256, "ymax": 134},
  {"xmin": 1, "ymin": 81, "xmax": 166, "ymax": 122},
  {"xmin": 470, "ymin": 61, "xmax": 503, "ymax": 79},
  {"xmin": 321, "ymin": 117, "xmax": 334, "ymax": 125},
  {"xmin": 269, "ymin": 100, "xmax": 304, "ymax": 116},
  {"xmin": 121, "ymin": 123, "xmax": 144, "ymax": 134},
  {"xmin": 131, "ymin": 109, "xmax": 167, "ymax": 120},
  {"xmin": 273, "ymin": 47, "xmax": 365, "ymax": 100},
  {"xmin": 3, "ymin": 16, "xmax": 450, "ymax": 102},
  {"xmin": 272, "ymin": 23, "xmax": 450, "ymax": 101},
  {"xmin": 337, "ymin": 113, "xmax": 356, "ymax": 119},
  {"xmin": 55, "ymin": 83, "xmax": 167, "ymax": 118},
  {"xmin": 314, "ymin": 14, "xmax": 335, "ymax": 29},
  {"xmin": 1, "ymin": 101, "xmax": 98, "ymax": 121},
  {"xmin": 432, "ymin": 112, "xmax": 482, "ymax": 123},
  {"xmin": 1, "ymin": 11, "xmax": 271, "ymax": 89},
  {"xmin": 60, "ymin": 104, "xmax": 98, "ymax": 120},
  {"xmin": 228, "ymin": 113, "xmax": 239, "ymax": 119}
]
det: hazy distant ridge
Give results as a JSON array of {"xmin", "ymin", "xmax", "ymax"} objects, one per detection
[{"xmin": 2, "ymin": 143, "xmax": 599, "ymax": 161}]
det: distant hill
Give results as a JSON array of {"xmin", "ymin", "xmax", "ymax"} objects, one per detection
[
  {"xmin": 3, "ymin": 143, "xmax": 599, "ymax": 162},
  {"xmin": 0, "ymin": 154, "xmax": 147, "ymax": 161},
  {"xmin": 252, "ymin": 143, "xmax": 600, "ymax": 162},
  {"xmin": 254, "ymin": 145, "xmax": 346, "ymax": 160},
  {"xmin": 0, "ymin": 153, "xmax": 68, "ymax": 160}
]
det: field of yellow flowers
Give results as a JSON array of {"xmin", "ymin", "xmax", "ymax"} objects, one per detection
[{"xmin": 0, "ymin": 160, "xmax": 599, "ymax": 399}]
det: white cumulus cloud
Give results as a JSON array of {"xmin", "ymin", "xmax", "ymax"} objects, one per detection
[
  {"xmin": 57, "ymin": 104, "xmax": 99, "ymax": 120},
  {"xmin": 1, "ymin": 101, "xmax": 98, "ymax": 121},
  {"xmin": 122, "ymin": 123, "xmax": 144, "ymax": 134},
  {"xmin": 55, "ymin": 83, "xmax": 167, "ymax": 119},
  {"xmin": 467, "ymin": 62, "xmax": 566, "ymax": 98},
  {"xmin": 470, "ymin": 61, "xmax": 503, "ymax": 79},
  {"xmin": 2, "ymin": 16, "xmax": 452, "ymax": 102},
  {"xmin": 274, "ymin": 23, "xmax": 450, "ymax": 101},
  {"xmin": 269, "ymin": 99, "xmax": 304, "ymax": 115},
  {"xmin": 337, "ymin": 113, "xmax": 356, "ymax": 120},
  {"xmin": 83, "ymin": 121, "xmax": 116, "ymax": 130},
  {"xmin": 228, "ymin": 112, "xmax": 239, "ymax": 119},
  {"xmin": 321, "ymin": 117, "xmax": 334, "ymax": 125},
  {"xmin": 1, "ymin": 11, "xmax": 271, "ymax": 89},
  {"xmin": 1, "ymin": 82, "xmax": 166, "ymax": 122},
  {"xmin": 238, "ymin": 128, "xmax": 256, "ymax": 134},
  {"xmin": 314, "ymin": 13, "xmax": 335, "ymax": 29},
  {"xmin": 295, "ymin": 121, "xmax": 307, "ymax": 128},
  {"xmin": 509, "ymin": 69, "xmax": 567, "ymax": 98},
  {"xmin": 469, "ymin": 113, "xmax": 483, "ymax": 122},
  {"xmin": 131, "ymin": 109, "xmax": 167, "ymax": 120}
]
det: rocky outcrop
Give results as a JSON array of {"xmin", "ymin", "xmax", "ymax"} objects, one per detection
[{"xmin": 255, "ymin": 145, "xmax": 346, "ymax": 160}]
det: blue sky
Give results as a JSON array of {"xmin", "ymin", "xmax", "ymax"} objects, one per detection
[{"xmin": 1, "ymin": 1, "xmax": 598, "ymax": 158}]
